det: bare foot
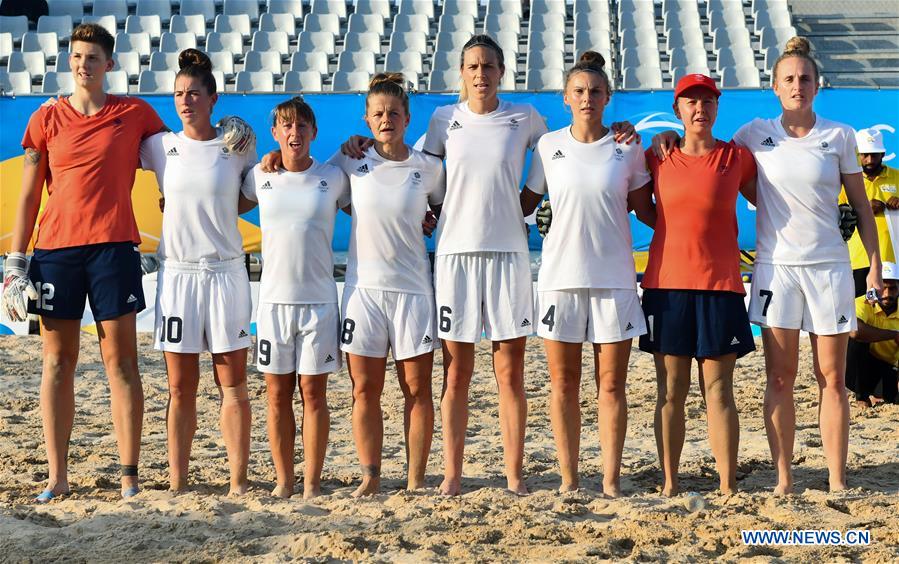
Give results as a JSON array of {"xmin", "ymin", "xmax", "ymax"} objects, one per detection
[
  {"xmin": 773, "ymin": 482, "xmax": 793, "ymax": 495},
  {"xmin": 558, "ymin": 482, "xmax": 579, "ymax": 494},
  {"xmin": 719, "ymin": 485, "xmax": 738, "ymax": 496},
  {"xmin": 507, "ymin": 479, "xmax": 529, "ymax": 497},
  {"xmin": 829, "ymin": 480, "xmax": 848, "ymax": 492},
  {"xmin": 406, "ymin": 477, "xmax": 426, "ymax": 491},
  {"xmin": 352, "ymin": 476, "xmax": 380, "ymax": 498},
  {"xmin": 439, "ymin": 477, "xmax": 461, "ymax": 496},
  {"xmin": 303, "ymin": 485, "xmax": 322, "ymax": 500},
  {"xmin": 229, "ymin": 482, "xmax": 248, "ymax": 497},
  {"xmin": 869, "ymin": 396, "xmax": 885, "ymax": 407},
  {"xmin": 271, "ymin": 484, "xmax": 293, "ymax": 499},
  {"xmin": 602, "ymin": 482, "xmax": 622, "ymax": 498},
  {"xmin": 661, "ymin": 482, "xmax": 679, "ymax": 497},
  {"xmin": 855, "ymin": 400, "xmax": 871, "ymax": 409}
]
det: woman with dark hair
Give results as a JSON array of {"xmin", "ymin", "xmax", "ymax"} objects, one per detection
[{"xmin": 139, "ymin": 49, "xmax": 257, "ymax": 495}]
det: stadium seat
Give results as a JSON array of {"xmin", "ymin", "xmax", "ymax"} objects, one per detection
[
  {"xmin": 205, "ymin": 31, "xmax": 244, "ymax": 59},
  {"xmin": 389, "ymin": 31, "xmax": 428, "ymax": 54},
  {"xmin": 438, "ymin": 14, "xmax": 476, "ymax": 35},
  {"xmin": 0, "ymin": 69, "xmax": 31, "ymax": 94},
  {"xmin": 54, "ymin": 49, "xmax": 69, "ymax": 72},
  {"xmin": 169, "ymin": 15, "xmax": 206, "ymax": 40},
  {"xmin": 224, "ymin": 0, "xmax": 261, "ymax": 24},
  {"xmin": 622, "ymin": 46, "xmax": 663, "ymax": 69},
  {"xmin": 331, "ymin": 70, "xmax": 370, "ymax": 92},
  {"xmin": 436, "ymin": 31, "xmax": 470, "ymax": 52},
  {"xmin": 525, "ymin": 68, "xmax": 564, "ymax": 90},
  {"xmin": 712, "ymin": 26, "xmax": 752, "ymax": 52},
  {"xmin": 487, "ymin": 0, "xmax": 524, "ymax": 18},
  {"xmin": 707, "ymin": 0, "xmax": 743, "ymax": 18},
  {"xmin": 180, "ymin": 0, "xmax": 216, "ymax": 24},
  {"xmin": 528, "ymin": 31, "xmax": 565, "ymax": 53},
  {"xmin": 258, "ymin": 13, "xmax": 298, "ymax": 40},
  {"xmin": 37, "ymin": 16, "xmax": 73, "ymax": 44},
  {"xmin": 618, "ymin": 10, "xmax": 655, "ymax": 35},
  {"xmin": 304, "ymin": 13, "xmax": 340, "ymax": 37},
  {"xmin": 622, "ymin": 67, "xmax": 663, "ymax": 89},
  {"xmin": 531, "ymin": 0, "xmax": 567, "ymax": 16},
  {"xmin": 267, "ymin": 0, "xmax": 304, "ymax": 18},
  {"xmin": 721, "ymin": 65, "xmax": 762, "ymax": 87},
  {"xmin": 427, "ymin": 69, "xmax": 458, "ymax": 90},
  {"xmin": 620, "ymin": 27, "xmax": 659, "ymax": 52},
  {"xmin": 42, "ymin": 71, "xmax": 73, "ymax": 94},
  {"xmin": 393, "ymin": 14, "xmax": 429, "ymax": 34},
  {"xmin": 47, "ymin": 0, "xmax": 83, "ymax": 20},
  {"xmin": 80, "ymin": 15, "xmax": 118, "ymax": 37},
  {"xmin": 0, "ymin": 33, "xmax": 12, "ymax": 65},
  {"xmin": 354, "ymin": 0, "xmax": 392, "ymax": 19},
  {"xmin": 484, "ymin": 14, "xmax": 521, "ymax": 36},
  {"xmin": 347, "ymin": 14, "xmax": 386, "ymax": 36},
  {"xmin": 214, "ymin": 15, "xmax": 251, "ymax": 40},
  {"xmin": 159, "ymin": 32, "xmax": 197, "ymax": 53},
  {"xmin": 574, "ymin": 30, "xmax": 612, "ymax": 59},
  {"xmin": 716, "ymin": 45, "xmax": 756, "ymax": 73},
  {"xmin": 663, "ymin": 8, "xmax": 702, "ymax": 34},
  {"xmin": 490, "ymin": 30, "xmax": 520, "ymax": 56},
  {"xmin": 431, "ymin": 50, "xmax": 461, "ymax": 72},
  {"xmin": 235, "ymin": 70, "xmax": 275, "ymax": 92},
  {"xmin": 136, "ymin": 0, "xmax": 172, "ymax": 22},
  {"xmin": 344, "ymin": 32, "xmax": 382, "ymax": 55},
  {"xmin": 574, "ymin": 12, "xmax": 611, "ymax": 33},
  {"xmin": 442, "ymin": 1, "xmax": 479, "ymax": 18},
  {"xmin": 208, "ymin": 50, "xmax": 235, "ymax": 78},
  {"xmin": 282, "ymin": 70, "xmax": 323, "ymax": 92},
  {"xmin": 754, "ymin": 6, "xmax": 792, "ymax": 35},
  {"xmin": 499, "ymin": 68, "xmax": 517, "ymax": 90},
  {"xmin": 397, "ymin": 0, "xmax": 434, "ymax": 21},
  {"xmin": 310, "ymin": 0, "xmax": 347, "ymax": 21},
  {"xmin": 0, "ymin": 16, "xmax": 28, "ymax": 44},
  {"xmin": 760, "ymin": 26, "xmax": 798, "ymax": 53},
  {"xmin": 671, "ymin": 65, "xmax": 713, "ymax": 84},
  {"xmin": 529, "ymin": 13, "xmax": 566, "ymax": 33},
  {"xmin": 22, "ymin": 32, "xmax": 60, "ymax": 60},
  {"xmin": 114, "ymin": 51, "xmax": 140, "ymax": 79},
  {"xmin": 92, "ymin": 0, "xmax": 129, "ymax": 25},
  {"xmin": 669, "ymin": 46, "xmax": 708, "ymax": 72},
  {"xmin": 396, "ymin": 70, "xmax": 420, "ymax": 89},
  {"xmin": 104, "ymin": 69, "xmax": 129, "ymax": 94},
  {"xmin": 297, "ymin": 31, "xmax": 336, "ymax": 56},
  {"xmin": 148, "ymin": 51, "xmax": 180, "ymax": 71},
  {"xmin": 290, "ymin": 51, "xmax": 329, "ymax": 75},
  {"xmin": 709, "ymin": 9, "xmax": 747, "ymax": 34},
  {"xmin": 125, "ymin": 15, "xmax": 162, "ymax": 42},
  {"xmin": 574, "ymin": 0, "xmax": 610, "ymax": 16},
  {"xmin": 212, "ymin": 70, "xmax": 226, "ymax": 92},
  {"xmin": 337, "ymin": 51, "xmax": 376, "ymax": 74},
  {"xmin": 137, "ymin": 69, "xmax": 175, "ymax": 93},
  {"xmin": 384, "ymin": 50, "xmax": 423, "ymax": 75},
  {"xmin": 666, "ymin": 27, "xmax": 705, "ymax": 51},
  {"xmin": 762, "ymin": 46, "xmax": 780, "ymax": 72},
  {"xmin": 251, "ymin": 31, "xmax": 290, "ymax": 58},
  {"xmin": 7, "ymin": 51, "xmax": 47, "ymax": 80},
  {"xmin": 527, "ymin": 49, "xmax": 564, "ymax": 72},
  {"xmin": 244, "ymin": 50, "xmax": 283, "ymax": 76}
]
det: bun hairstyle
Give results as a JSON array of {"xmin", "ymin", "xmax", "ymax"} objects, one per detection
[
  {"xmin": 367, "ymin": 72, "xmax": 410, "ymax": 115},
  {"xmin": 272, "ymin": 95, "xmax": 316, "ymax": 130},
  {"xmin": 458, "ymin": 34, "xmax": 505, "ymax": 101},
  {"xmin": 772, "ymin": 36, "xmax": 819, "ymax": 83},
  {"xmin": 176, "ymin": 48, "xmax": 216, "ymax": 94},
  {"xmin": 565, "ymin": 50, "xmax": 612, "ymax": 94}
]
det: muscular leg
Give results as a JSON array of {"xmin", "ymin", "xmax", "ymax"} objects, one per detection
[
  {"xmin": 544, "ymin": 338, "xmax": 583, "ymax": 492},
  {"xmin": 213, "ymin": 348, "xmax": 251, "ymax": 496},
  {"xmin": 809, "ymin": 333, "xmax": 850, "ymax": 491},
  {"xmin": 653, "ymin": 353, "xmax": 692, "ymax": 497},
  {"xmin": 348, "ymin": 353, "xmax": 387, "ymax": 497},
  {"xmin": 396, "ymin": 352, "xmax": 434, "ymax": 490},
  {"xmin": 38, "ymin": 317, "xmax": 80, "ymax": 497},
  {"xmin": 493, "ymin": 336, "xmax": 528, "ymax": 495},
  {"xmin": 594, "ymin": 340, "xmax": 632, "ymax": 498},
  {"xmin": 761, "ymin": 327, "xmax": 800, "ymax": 494},
  {"xmin": 164, "ymin": 352, "xmax": 200, "ymax": 491},
  {"xmin": 95, "ymin": 313, "xmax": 144, "ymax": 495},
  {"xmin": 697, "ymin": 354, "xmax": 740, "ymax": 495},
  {"xmin": 265, "ymin": 372, "xmax": 296, "ymax": 498},
  {"xmin": 439, "ymin": 340, "xmax": 474, "ymax": 496},
  {"xmin": 298, "ymin": 374, "xmax": 328, "ymax": 499}
]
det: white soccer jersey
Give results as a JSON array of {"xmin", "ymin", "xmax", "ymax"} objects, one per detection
[
  {"xmin": 140, "ymin": 131, "xmax": 256, "ymax": 262},
  {"xmin": 733, "ymin": 116, "xmax": 862, "ymax": 265},
  {"xmin": 423, "ymin": 100, "xmax": 548, "ymax": 255},
  {"xmin": 328, "ymin": 146, "xmax": 445, "ymax": 294},
  {"xmin": 242, "ymin": 160, "xmax": 350, "ymax": 304},
  {"xmin": 527, "ymin": 127, "xmax": 651, "ymax": 291}
]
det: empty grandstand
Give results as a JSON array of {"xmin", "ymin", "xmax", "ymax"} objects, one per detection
[{"xmin": 0, "ymin": 0, "xmax": 897, "ymax": 94}]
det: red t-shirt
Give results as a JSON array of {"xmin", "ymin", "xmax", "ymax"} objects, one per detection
[
  {"xmin": 21, "ymin": 95, "xmax": 165, "ymax": 249},
  {"xmin": 642, "ymin": 140, "xmax": 756, "ymax": 294}
]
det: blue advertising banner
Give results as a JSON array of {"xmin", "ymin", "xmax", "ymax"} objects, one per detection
[{"xmin": 2, "ymin": 89, "xmax": 898, "ymax": 253}]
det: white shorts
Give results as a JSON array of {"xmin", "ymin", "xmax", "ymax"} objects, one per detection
[
  {"xmin": 255, "ymin": 302, "xmax": 341, "ymax": 375},
  {"xmin": 154, "ymin": 258, "xmax": 252, "ymax": 354},
  {"xmin": 340, "ymin": 286, "xmax": 436, "ymax": 361},
  {"xmin": 434, "ymin": 251, "xmax": 534, "ymax": 343},
  {"xmin": 749, "ymin": 262, "xmax": 857, "ymax": 335},
  {"xmin": 536, "ymin": 288, "xmax": 647, "ymax": 343}
]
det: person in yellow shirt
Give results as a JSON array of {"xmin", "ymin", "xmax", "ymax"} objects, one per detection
[
  {"xmin": 847, "ymin": 262, "xmax": 899, "ymax": 407},
  {"xmin": 840, "ymin": 128, "xmax": 898, "ymax": 296}
]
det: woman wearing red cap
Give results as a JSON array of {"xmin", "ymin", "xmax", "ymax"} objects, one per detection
[{"xmin": 642, "ymin": 74, "xmax": 758, "ymax": 496}]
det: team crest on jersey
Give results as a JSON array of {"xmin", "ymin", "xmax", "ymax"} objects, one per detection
[
  {"xmin": 448, "ymin": 120, "xmax": 463, "ymax": 131},
  {"xmin": 551, "ymin": 150, "xmax": 565, "ymax": 160},
  {"xmin": 882, "ymin": 184, "xmax": 897, "ymax": 194},
  {"xmin": 220, "ymin": 146, "xmax": 230, "ymax": 156},
  {"xmin": 614, "ymin": 147, "xmax": 624, "ymax": 161},
  {"xmin": 819, "ymin": 141, "xmax": 830, "ymax": 151},
  {"xmin": 356, "ymin": 163, "xmax": 370, "ymax": 174},
  {"xmin": 319, "ymin": 179, "xmax": 329, "ymax": 192},
  {"xmin": 509, "ymin": 118, "xmax": 519, "ymax": 130},
  {"xmin": 166, "ymin": 147, "xmax": 180, "ymax": 156},
  {"xmin": 411, "ymin": 170, "xmax": 423, "ymax": 184}
]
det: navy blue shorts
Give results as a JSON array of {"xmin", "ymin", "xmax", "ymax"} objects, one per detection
[
  {"xmin": 639, "ymin": 289, "xmax": 756, "ymax": 359},
  {"xmin": 27, "ymin": 242, "xmax": 145, "ymax": 321}
]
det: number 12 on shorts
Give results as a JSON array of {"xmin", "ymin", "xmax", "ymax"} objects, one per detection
[{"xmin": 759, "ymin": 289, "xmax": 773, "ymax": 317}]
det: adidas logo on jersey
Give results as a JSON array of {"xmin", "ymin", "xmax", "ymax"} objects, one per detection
[
  {"xmin": 551, "ymin": 150, "xmax": 565, "ymax": 160},
  {"xmin": 126, "ymin": 294, "xmax": 138, "ymax": 304},
  {"xmin": 448, "ymin": 120, "xmax": 463, "ymax": 131},
  {"xmin": 325, "ymin": 354, "xmax": 335, "ymax": 363},
  {"xmin": 760, "ymin": 137, "xmax": 775, "ymax": 147},
  {"xmin": 260, "ymin": 181, "xmax": 273, "ymax": 190},
  {"xmin": 238, "ymin": 329, "xmax": 248, "ymax": 338},
  {"xmin": 625, "ymin": 322, "xmax": 634, "ymax": 331},
  {"xmin": 356, "ymin": 163, "xmax": 370, "ymax": 174},
  {"xmin": 421, "ymin": 335, "xmax": 432, "ymax": 345},
  {"xmin": 730, "ymin": 337, "xmax": 740, "ymax": 345},
  {"xmin": 838, "ymin": 315, "xmax": 849, "ymax": 324},
  {"xmin": 520, "ymin": 318, "xmax": 531, "ymax": 328},
  {"xmin": 166, "ymin": 147, "xmax": 180, "ymax": 156}
]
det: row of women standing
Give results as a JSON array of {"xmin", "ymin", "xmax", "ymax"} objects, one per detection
[{"xmin": 6, "ymin": 24, "xmax": 879, "ymax": 502}]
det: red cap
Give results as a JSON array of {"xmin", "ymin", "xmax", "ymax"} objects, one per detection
[{"xmin": 674, "ymin": 73, "xmax": 721, "ymax": 99}]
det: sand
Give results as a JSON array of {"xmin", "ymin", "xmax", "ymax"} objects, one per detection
[{"xmin": 0, "ymin": 333, "xmax": 897, "ymax": 562}]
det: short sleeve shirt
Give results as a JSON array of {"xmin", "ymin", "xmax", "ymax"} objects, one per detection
[
  {"xmin": 839, "ymin": 165, "xmax": 899, "ymax": 268},
  {"xmin": 856, "ymin": 297, "xmax": 899, "ymax": 365}
]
